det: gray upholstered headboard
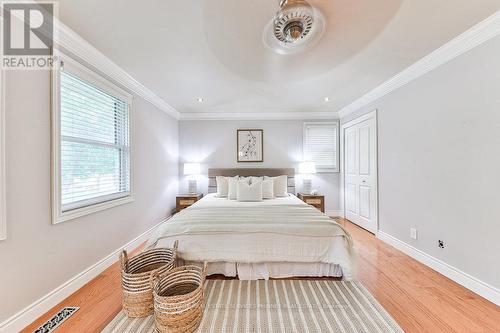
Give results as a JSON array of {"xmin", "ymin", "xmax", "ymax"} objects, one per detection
[{"xmin": 208, "ymin": 168, "xmax": 295, "ymax": 194}]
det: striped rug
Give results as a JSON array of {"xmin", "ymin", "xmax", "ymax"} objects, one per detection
[{"xmin": 103, "ymin": 280, "xmax": 403, "ymax": 332}]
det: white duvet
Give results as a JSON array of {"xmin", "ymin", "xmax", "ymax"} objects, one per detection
[{"xmin": 147, "ymin": 194, "xmax": 354, "ymax": 279}]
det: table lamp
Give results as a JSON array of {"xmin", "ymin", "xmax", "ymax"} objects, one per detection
[
  {"xmin": 299, "ymin": 161, "xmax": 316, "ymax": 195},
  {"xmin": 184, "ymin": 163, "xmax": 201, "ymax": 194}
]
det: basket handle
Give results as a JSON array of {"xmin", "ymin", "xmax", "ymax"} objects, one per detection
[
  {"xmin": 172, "ymin": 240, "xmax": 179, "ymax": 263},
  {"xmin": 202, "ymin": 261, "xmax": 208, "ymax": 280},
  {"xmin": 120, "ymin": 250, "xmax": 128, "ymax": 271}
]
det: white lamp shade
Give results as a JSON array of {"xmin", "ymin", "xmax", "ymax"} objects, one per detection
[
  {"xmin": 184, "ymin": 163, "xmax": 201, "ymax": 176},
  {"xmin": 299, "ymin": 162, "xmax": 316, "ymax": 174}
]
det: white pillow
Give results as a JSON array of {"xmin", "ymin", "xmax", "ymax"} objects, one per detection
[
  {"xmin": 227, "ymin": 176, "xmax": 239, "ymax": 200},
  {"xmin": 262, "ymin": 179, "xmax": 274, "ymax": 199},
  {"xmin": 216, "ymin": 176, "xmax": 228, "ymax": 197},
  {"xmin": 250, "ymin": 176, "xmax": 263, "ymax": 184},
  {"xmin": 240, "ymin": 176, "xmax": 251, "ymax": 185},
  {"xmin": 265, "ymin": 175, "xmax": 288, "ymax": 197},
  {"xmin": 237, "ymin": 179, "xmax": 263, "ymax": 202}
]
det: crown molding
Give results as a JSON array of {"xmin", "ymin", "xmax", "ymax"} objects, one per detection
[
  {"xmin": 338, "ymin": 10, "xmax": 500, "ymax": 118},
  {"xmin": 179, "ymin": 111, "xmax": 339, "ymax": 121},
  {"xmin": 7, "ymin": 2, "xmax": 498, "ymax": 121},
  {"xmin": 4, "ymin": 1, "xmax": 180, "ymax": 119},
  {"xmin": 54, "ymin": 21, "xmax": 180, "ymax": 120}
]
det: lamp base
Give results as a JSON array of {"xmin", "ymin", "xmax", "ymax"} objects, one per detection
[
  {"xmin": 302, "ymin": 179, "xmax": 312, "ymax": 195},
  {"xmin": 188, "ymin": 179, "xmax": 197, "ymax": 195}
]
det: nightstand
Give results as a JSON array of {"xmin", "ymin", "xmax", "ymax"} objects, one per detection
[
  {"xmin": 297, "ymin": 193, "xmax": 325, "ymax": 213},
  {"xmin": 176, "ymin": 194, "xmax": 203, "ymax": 213}
]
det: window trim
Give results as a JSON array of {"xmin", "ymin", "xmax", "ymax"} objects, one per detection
[
  {"xmin": 303, "ymin": 121, "xmax": 340, "ymax": 173},
  {"xmin": 51, "ymin": 53, "xmax": 134, "ymax": 224},
  {"xmin": 0, "ymin": 68, "xmax": 6, "ymax": 240}
]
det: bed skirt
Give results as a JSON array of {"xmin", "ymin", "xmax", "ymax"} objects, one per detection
[{"xmin": 178, "ymin": 259, "xmax": 343, "ymax": 280}]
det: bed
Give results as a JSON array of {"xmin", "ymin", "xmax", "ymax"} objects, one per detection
[{"xmin": 146, "ymin": 168, "xmax": 354, "ymax": 280}]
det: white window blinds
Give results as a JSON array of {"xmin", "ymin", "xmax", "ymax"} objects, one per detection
[
  {"xmin": 59, "ymin": 65, "xmax": 131, "ymax": 212},
  {"xmin": 303, "ymin": 122, "xmax": 339, "ymax": 172}
]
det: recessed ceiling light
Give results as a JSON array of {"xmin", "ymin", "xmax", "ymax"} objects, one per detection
[
  {"xmin": 323, "ymin": 97, "xmax": 331, "ymax": 102},
  {"xmin": 197, "ymin": 97, "xmax": 204, "ymax": 103}
]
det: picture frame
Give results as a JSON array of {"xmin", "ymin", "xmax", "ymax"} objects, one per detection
[{"xmin": 237, "ymin": 129, "xmax": 263, "ymax": 162}]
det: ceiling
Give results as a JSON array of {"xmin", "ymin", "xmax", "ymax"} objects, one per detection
[{"xmin": 57, "ymin": 0, "xmax": 500, "ymax": 116}]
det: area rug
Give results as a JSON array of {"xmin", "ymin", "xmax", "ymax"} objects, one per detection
[{"xmin": 103, "ymin": 280, "xmax": 403, "ymax": 332}]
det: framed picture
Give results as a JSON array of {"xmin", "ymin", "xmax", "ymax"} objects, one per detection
[{"xmin": 237, "ymin": 129, "xmax": 263, "ymax": 162}]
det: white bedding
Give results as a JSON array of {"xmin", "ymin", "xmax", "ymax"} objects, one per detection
[{"xmin": 147, "ymin": 193, "xmax": 354, "ymax": 279}]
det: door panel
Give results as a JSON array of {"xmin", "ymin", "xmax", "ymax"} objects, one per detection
[
  {"xmin": 346, "ymin": 183, "xmax": 357, "ymax": 215},
  {"xmin": 343, "ymin": 114, "xmax": 377, "ymax": 234},
  {"xmin": 359, "ymin": 186, "xmax": 371, "ymax": 219},
  {"xmin": 346, "ymin": 130, "xmax": 357, "ymax": 175},
  {"xmin": 359, "ymin": 126, "xmax": 370, "ymax": 175}
]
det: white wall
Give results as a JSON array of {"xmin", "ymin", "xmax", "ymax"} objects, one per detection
[
  {"xmin": 179, "ymin": 120, "xmax": 341, "ymax": 213},
  {"xmin": 0, "ymin": 69, "xmax": 179, "ymax": 323},
  {"xmin": 342, "ymin": 36, "xmax": 500, "ymax": 291}
]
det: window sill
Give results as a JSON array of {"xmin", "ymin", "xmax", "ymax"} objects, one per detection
[
  {"xmin": 53, "ymin": 195, "xmax": 134, "ymax": 224},
  {"xmin": 316, "ymin": 168, "xmax": 340, "ymax": 174}
]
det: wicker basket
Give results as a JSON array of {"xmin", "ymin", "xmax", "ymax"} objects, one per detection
[
  {"xmin": 120, "ymin": 241, "xmax": 178, "ymax": 318},
  {"xmin": 153, "ymin": 263, "xmax": 207, "ymax": 333}
]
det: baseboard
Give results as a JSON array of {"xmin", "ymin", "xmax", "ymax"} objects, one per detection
[
  {"xmin": 327, "ymin": 210, "xmax": 345, "ymax": 218},
  {"xmin": 0, "ymin": 218, "xmax": 168, "ymax": 333},
  {"xmin": 377, "ymin": 231, "xmax": 500, "ymax": 306}
]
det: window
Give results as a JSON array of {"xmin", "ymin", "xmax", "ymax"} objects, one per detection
[
  {"xmin": 52, "ymin": 54, "xmax": 133, "ymax": 223},
  {"xmin": 303, "ymin": 122, "xmax": 339, "ymax": 172}
]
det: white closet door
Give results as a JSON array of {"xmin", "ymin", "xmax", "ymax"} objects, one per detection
[{"xmin": 344, "ymin": 115, "xmax": 377, "ymax": 234}]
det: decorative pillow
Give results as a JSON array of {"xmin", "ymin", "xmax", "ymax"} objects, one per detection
[
  {"xmin": 264, "ymin": 175, "xmax": 288, "ymax": 197},
  {"xmin": 262, "ymin": 179, "xmax": 274, "ymax": 199},
  {"xmin": 227, "ymin": 176, "xmax": 240, "ymax": 200},
  {"xmin": 237, "ymin": 179, "xmax": 263, "ymax": 202},
  {"xmin": 250, "ymin": 176, "xmax": 263, "ymax": 184},
  {"xmin": 239, "ymin": 176, "xmax": 251, "ymax": 185},
  {"xmin": 216, "ymin": 176, "xmax": 229, "ymax": 197}
]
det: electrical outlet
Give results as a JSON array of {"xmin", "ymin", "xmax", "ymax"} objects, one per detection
[
  {"xmin": 438, "ymin": 240, "xmax": 445, "ymax": 249},
  {"xmin": 410, "ymin": 228, "xmax": 418, "ymax": 240}
]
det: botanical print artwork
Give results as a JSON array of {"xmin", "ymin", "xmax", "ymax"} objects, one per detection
[
  {"xmin": 237, "ymin": 129, "xmax": 263, "ymax": 162},
  {"xmin": 241, "ymin": 132, "xmax": 257, "ymax": 159}
]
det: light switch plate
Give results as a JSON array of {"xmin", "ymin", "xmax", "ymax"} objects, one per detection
[{"xmin": 410, "ymin": 228, "xmax": 418, "ymax": 240}]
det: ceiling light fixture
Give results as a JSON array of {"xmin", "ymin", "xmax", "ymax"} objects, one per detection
[
  {"xmin": 196, "ymin": 97, "xmax": 204, "ymax": 103},
  {"xmin": 263, "ymin": 0, "xmax": 325, "ymax": 55},
  {"xmin": 274, "ymin": 0, "xmax": 313, "ymax": 43},
  {"xmin": 324, "ymin": 97, "xmax": 331, "ymax": 102}
]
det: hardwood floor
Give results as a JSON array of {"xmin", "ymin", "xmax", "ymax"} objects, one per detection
[{"xmin": 22, "ymin": 220, "xmax": 500, "ymax": 333}]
